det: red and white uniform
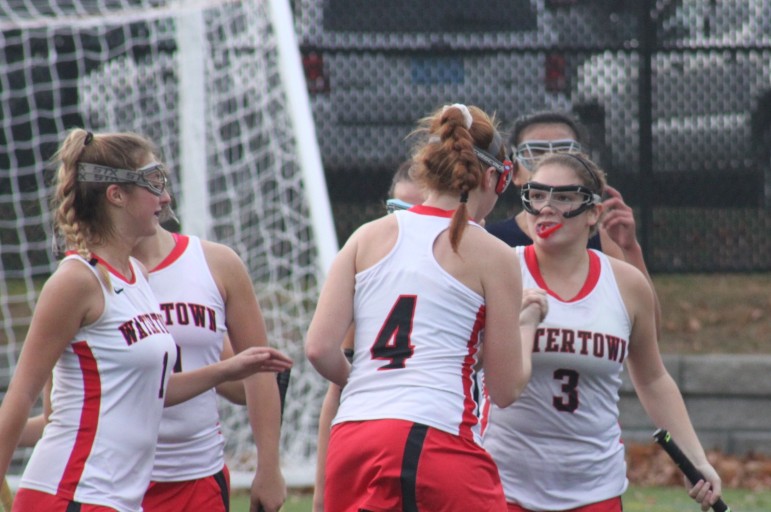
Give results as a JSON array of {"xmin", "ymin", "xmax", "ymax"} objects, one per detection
[
  {"xmin": 147, "ymin": 234, "xmax": 227, "ymax": 483},
  {"xmin": 334, "ymin": 207, "xmax": 486, "ymax": 442},
  {"xmin": 326, "ymin": 207, "xmax": 505, "ymax": 511},
  {"xmin": 482, "ymin": 246, "xmax": 631, "ymax": 511},
  {"xmin": 18, "ymin": 256, "xmax": 176, "ymax": 512}
]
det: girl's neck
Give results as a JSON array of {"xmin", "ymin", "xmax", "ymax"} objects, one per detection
[
  {"xmin": 424, "ymin": 191, "xmax": 487, "ymax": 222},
  {"xmin": 532, "ymin": 243, "xmax": 591, "ymax": 300},
  {"xmin": 88, "ymin": 241, "xmax": 134, "ymax": 278},
  {"xmin": 132, "ymin": 228, "xmax": 176, "ymax": 270}
]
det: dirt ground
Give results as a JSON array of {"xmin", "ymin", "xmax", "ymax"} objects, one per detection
[{"xmin": 652, "ymin": 273, "xmax": 771, "ymax": 354}]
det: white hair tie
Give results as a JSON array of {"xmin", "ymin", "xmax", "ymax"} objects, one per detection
[{"xmin": 443, "ymin": 103, "xmax": 472, "ymax": 130}]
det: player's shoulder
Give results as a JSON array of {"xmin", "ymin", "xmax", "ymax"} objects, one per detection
[
  {"xmin": 606, "ymin": 254, "xmax": 646, "ymax": 282},
  {"xmin": 471, "ymin": 224, "xmax": 518, "ymax": 252},
  {"xmin": 345, "ymin": 213, "xmax": 398, "ymax": 247},
  {"xmin": 200, "ymin": 238, "xmax": 241, "ymax": 262},
  {"xmin": 462, "ymin": 225, "xmax": 519, "ymax": 266},
  {"xmin": 39, "ymin": 257, "xmax": 103, "ymax": 315},
  {"xmin": 606, "ymin": 255, "xmax": 651, "ymax": 298},
  {"xmin": 52, "ymin": 256, "xmax": 100, "ymax": 287},
  {"xmin": 199, "ymin": 238, "xmax": 249, "ymax": 283}
]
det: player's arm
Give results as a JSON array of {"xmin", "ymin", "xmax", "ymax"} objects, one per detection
[
  {"xmin": 305, "ymin": 235, "xmax": 357, "ymax": 387},
  {"xmin": 312, "ymin": 326, "xmax": 354, "ymax": 512},
  {"xmin": 165, "ymin": 347, "xmax": 290, "ymax": 406},
  {"xmin": 215, "ymin": 334, "xmax": 246, "ymax": 405},
  {"xmin": 479, "ymin": 241, "xmax": 532, "ymax": 408},
  {"xmin": 618, "ymin": 260, "xmax": 722, "ymax": 509},
  {"xmin": 600, "ymin": 185, "xmax": 662, "ymax": 337},
  {"xmin": 0, "ymin": 261, "xmax": 100, "ymax": 480},
  {"xmin": 19, "ymin": 415, "xmax": 47, "ymax": 447},
  {"xmin": 204, "ymin": 240, "xmax": 290, "ymax": 512},
  {"xmin": 19, "ymin": 376, "xmax": 53, "ymax": 447}
]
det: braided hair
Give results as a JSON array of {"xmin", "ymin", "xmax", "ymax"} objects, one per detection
[
  {"xmin": 410, "ymin": 104, "xmax": 506, "ymax": 251},
  {"xmin": 50, "ymin": 128, "xmax": 159, "ymax": 287}
]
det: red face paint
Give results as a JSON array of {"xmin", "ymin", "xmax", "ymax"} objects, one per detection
[{"xmin": 536, "ymin": 223, "xmax": 563, "ymax": 239}]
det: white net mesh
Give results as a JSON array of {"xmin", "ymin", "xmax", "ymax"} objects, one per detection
[{"xmin": 1, "ymin": 0, "xmax": 327, "ymax": 486}]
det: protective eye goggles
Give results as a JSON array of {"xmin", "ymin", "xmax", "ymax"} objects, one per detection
[
  {"xmin": 521, "ymin": 181, "xmax": 601, "ymax": 218},
  {"xmin": 77, "ymin": 162, "xmax": 168, "ymax": 196},
  {"xmin": 514, "ymin": 139, "xmax": 583, "ymax": 172},
  {"xmin": 474, "ymin": 147, "xmax": 514, "ymax": 195}
]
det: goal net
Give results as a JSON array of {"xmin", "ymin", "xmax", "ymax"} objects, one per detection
[{"xmin": 0, "ymin": 0, "xmax": 335, "ymax": 488}]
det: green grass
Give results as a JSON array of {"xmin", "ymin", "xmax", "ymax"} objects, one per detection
[
  {"xmin": 624, "ymin": 485, "xmax": 771, "ymax": 511},
  {"xmin": 232, "ymin": 486, "xmax": 771, "ymax": 512},
  {"xmin": 231, "ymin": 491, "xmax": 311, "ymax": 512}
]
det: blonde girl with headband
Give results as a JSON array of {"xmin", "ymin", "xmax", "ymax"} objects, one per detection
[
  {"xmin": 305, "ymin": 104, "xmax": 548, "ymax": 511},
  {"xmin": 482, "ymin": 152, "xmax": 723, "ymax": 512},
  {"xmin": 0, "ymin": 128, "xmax": 290, "ymax": 512}
]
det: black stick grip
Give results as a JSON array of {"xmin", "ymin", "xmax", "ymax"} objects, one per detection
[
  {"xmin": 652, "ymin": 429, "xmax": 731, "ymax": 512},
  {"xmin": 255, "ymin": 370, "xmax": 291, "ymax": 512},
  {"xmin": 276, "ymin": 369, "xmax": 291, "ymax": 421},
  {"xmin": 257, "ymin": 368, "xmax": 292, "ymax": 512}
]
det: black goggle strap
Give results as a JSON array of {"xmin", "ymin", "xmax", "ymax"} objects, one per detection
[
  {"xmin": 473, "ymin": 146, "xmax": 513, "ymax": 195},
  {"xmin": 428, "ymin": 130, "xmax": 514, "ymax": 196},
  {"xmin": 520, "ymin": 182, "xmax": 601, "ymax": 218},
  {"xmin": 486, "ymin": 130, "xmax": 504, "ymax": 160},
  {"xmin": 77, "ymin": 162, "xmax": 167, "ymax": 196},
  {"xmin": 560, "ymin": 152, "xmax": 602, "ymax": 193}
]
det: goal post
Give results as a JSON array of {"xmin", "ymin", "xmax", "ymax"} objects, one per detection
[
  {"xmin": 176, "ymin": 5, "xmax": 210, "ymax": 240},
  {"xmin": 0, "ymin": 0, "xmax": 335, "ymax": 489},
  {"xmin": 268, "ymin": 0, "xmax": 339, "ymax": 276}
]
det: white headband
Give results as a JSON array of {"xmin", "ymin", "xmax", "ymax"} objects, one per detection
[{"xmin": 442, "ymin": 103, "xmax": 472, "ymax": 130}]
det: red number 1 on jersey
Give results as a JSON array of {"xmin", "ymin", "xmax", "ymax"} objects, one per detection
[{"xmin": 370, "ymin": 295, "xmax": 417, "ymax": 370}]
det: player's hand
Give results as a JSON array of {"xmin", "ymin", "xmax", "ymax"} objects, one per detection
[
  {"xmin": 520, "ymin": 288, "xmax": 548, "ymax": 327},
  {"xmin": 312, "ymin": 493, "xmax": 325, "ymax": 512},
  {"xmin": 684, "ymin": 463, "xmax": 722, "ymax": 512},
  {"xmin": 601, "ymin": 185, "xmax": 639, "ymax": 252},
  {"xmin": 686, "ymin": 463, "xmax": 723, "ymax": 512},
  {"xmin": 224, "ymin": 347, "xmax": 293, "ymax": 381},
  {"xmin": 687, "ymin": 478, "xmax": 721, "ymax": 512},
  {"xmin": 251, "ymin": 465, "xmax": 287, "ymax": 512}
]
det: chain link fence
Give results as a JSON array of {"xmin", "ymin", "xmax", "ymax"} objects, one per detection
[{"xmin": 297, "ymin": 0, "xmax": 771, "ymax": 272}]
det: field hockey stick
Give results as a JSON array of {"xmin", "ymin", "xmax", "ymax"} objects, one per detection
[
  {"xmin": 255, "ymin": 370, "xmax": 291, "ymax": 512},
  {"xmin": 652, "ymin": 429, "xmax": 731, "ymax": 512},
  {"xmin": 1, "ymin": 476, "xmax": 13, "ymax": 512},
  {"xmin": 276, "ymin": 368, "xmax": 290, "ymax": 423},
  {"xmin": 257, "ymin": 368, "xmax": 292, "ymax": 512}
]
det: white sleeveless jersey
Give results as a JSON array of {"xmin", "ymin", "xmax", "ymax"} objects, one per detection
[
  {"xmin": 482, "ymin": 246, "xmax": 632, "ymax": 510},
  {"xmin": 148, "ymin": 234, "xmax": 228, "ymax": 481},
  {"xmin": 20, "ymin": 255, "xmax": 176, "ymax": 512},
  {"xmin": 334, "ymin": 206, "xmax": 486, "ymax": 443}
]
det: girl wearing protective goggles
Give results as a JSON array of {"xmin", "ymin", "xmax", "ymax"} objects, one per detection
[
  {"xmin": 2, "ymin": 129, "xmax": 285, "ymax": 512},
  {"xmin": 482, "ymin": 150, "xmax": 724, "ymax": 512},
  {"xmin": 520, "ymin": 152, "xmax": 604, "ymax": 240},
  {"xmin": 521, "ymin": 181, "xmax": 602, "ymax": 219},
  {"xmin": 78, "ymin": 161, "xmax": 169, "ymax": 196}
]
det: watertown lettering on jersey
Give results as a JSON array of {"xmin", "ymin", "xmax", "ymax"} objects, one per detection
[
  {"xmin": 119, "ymin": 313, "xmax": 170, "ymax": 346},
  {"xmin": 533, "ymin": 327, "xmax": 628, "ymax": 363},
  {"xmin": 158, "ymin": 302, "xmax": 217, "ymax": 332}
]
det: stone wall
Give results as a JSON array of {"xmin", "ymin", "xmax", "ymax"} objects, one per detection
[{"xmin": 619, "ymin": 354, "xmax": 771, "ymax": 455}]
